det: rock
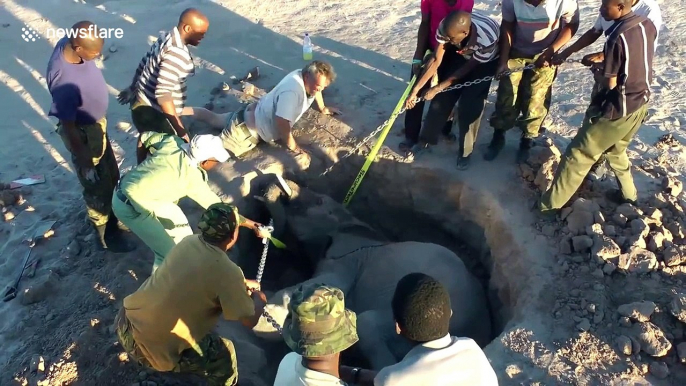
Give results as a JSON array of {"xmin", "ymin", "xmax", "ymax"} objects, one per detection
[
  {"xmin": 632, "ymin": 322, "xmax": 672, "ymax": 357},
  {"xmin": 30, "ymin": 355, "xmax": 45, "ymax": 372},
  {"xmin": 619, "ymin": 317, "xmax": 632, "ymax": 327},
  {"xmin": 559, "ymin": 237, "xmax": 573, "ymax": 254},
  {"xmin": 647, "ymin": 231, "xmax": 666, "ymax": 252},
  {"xmin": 108, "ymin": 44, "xmax": 118, "ymax": 53},
  {"xmin": 670, "ymin": 292, "xmax": 686, "ymax": 323},
  {"xmin": 612, "ymin": 213, "xmax": 628, "ymax": 226},
  {"xmin": 666, "ymin": 221, "xmax": 685, "ymax": 240},
  {"xmin": 631, "ymin": 219, "xmax": 650, "ymax": 237},
  {"xmin": 617, "ymin": 301, "xmax": 656, "ymax": 322},
  {"xmin": 663, "ymin": 176, "xmax": 683, "ymax": 197},
  {"xmin": 586, "ymin": 223, "xmax": 603, "ymax": 236},
  {"xmin": 630, "ymin": 336, "xmax": 641, "ymax": 354},
  {"xmin": 65, "ymin": 240, "xmax": 81, "ymax": 258},
  {"xmin": 519, "ymin": 164, "xmax": 535, "ymax": 181},
  {"xmin": 542, "ymin": 224, "xmax": 556, "ymax": 237},
  {"xmin": 534, "ymin": 158, "xmax": 557, "ymax": 192},
  {"xmin": 591, "ymin": 268, "xmax": 604, "ymax": 278},
  {"xmin": 560, "ymin": 207, "xmax": 573, "ymax": 221},
  {"xmin": 618, "ymin": 247, "xmax": 658, "ymax": 274},
  {"xmin": 644, "ymin": 208, "xmax": 663, "ymax": 226},
  {"xmin": 593, "ymin": 211, "xmax": 606, "ymax": 225},
  {"xmin": 572, "ymin": 235, "xmax": 594, "ymax": 252},
  {"xmin": 616, "ymin": 335, "xmax": 632, "ymax": 355},
  {"xmin": 591, "ymin": 235, "xmax": 621, "ymax": 262},
  {"xmin": 572, "ymin": 198, "xmax": 601, "ymax": 213},
  {"xmin": 603, "ymin": 262, "xmax": 617, "ymax": 275},
  {"xmin": 616, "ymin": 203, "xmax": 642, "ymax": 221},
  {"xmin": 593, "ymin": 309, "xmax": 604, "ymax": 324},
  {"xmin": 577, "ymin": 318, "xmax": 591, "ymax": 331},
  {"xmin": 626, "ymin": 233, "xmax": 647, "ymax": 250},
  {"xmin": 603, "ymin": 224, "xmax": 617, "ymax": 237},
  {"xmin": 615, "ymin": 236, "xmax": 627, "ymax": 249},
  {"xmin": 19, "ymin": 274, "xmax": 58, "ymax": 305},
  {"xmin": 648, "ymin": 362, "xmax": 669, "ymax": 379},
  {"xmin": 649, "ymin": 192, "xmax": 669, "ymax": 209},
  {"xmin": 526, "ymin": 145, "xmax": 561, "ymax": 169},
  {"xmin": 566, "ymin": 210, "xmax": 595, "ymax": 235},
  {"xmin": 663, "ymin": 247, "xmax": 685, "ymax": 267},
  {"xmin": 677, "ymin": 342, "xmax": 686, "ymax": 363}
]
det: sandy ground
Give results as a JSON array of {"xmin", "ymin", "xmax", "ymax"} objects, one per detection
[{"xmin": 0, "ymin": 0, "xmax": 685, "ymax": 385}]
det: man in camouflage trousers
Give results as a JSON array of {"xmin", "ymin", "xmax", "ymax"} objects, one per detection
[
  {"xmin": 114, "ymin": 203, "xmax": 269, "ymax": 386},
  {"xmin": 484, "ymin": 0, "xmax": 579, "ymax": 163},
  {"xmin": 273, "ymin": 283, "xmax": 359, "ymax": 385}
]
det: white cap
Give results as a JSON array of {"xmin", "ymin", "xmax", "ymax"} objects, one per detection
[{"xmin": 189, "ymin": 135, "xmax": 230, "ymax": 163}]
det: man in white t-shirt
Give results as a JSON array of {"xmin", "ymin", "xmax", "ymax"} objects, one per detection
[
  {"xmin": 273, "ymin": 283, "xmax": 359, "ymax": 386},
  {"xmin": 339, "ymin": 273, "xmax": 499, "ymax": 386},
  {"xmin": 552, "ymin": 0, "xmax": 662, "ymax": 178},
  {"xmin": 182, "ymin": 60, "xmax": 339, "ymax": 159}
]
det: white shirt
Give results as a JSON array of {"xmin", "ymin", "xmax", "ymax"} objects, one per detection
[
  {"xmin": 593, "ymin": 0, "xmax": 662, "ymax": 46},
  {"xmin": 253, "ymin": 69, "xmax": 315, "ymax": 143},
  {"xmin": 274, "ymin": 352, "xmax": 348, "ymax": 386},
  {"xmin": 374, "ymin": 335, "xmax": 499, "ymax": 386}
]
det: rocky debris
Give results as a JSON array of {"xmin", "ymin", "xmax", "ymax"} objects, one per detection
[
  {"xmin": 572, "ymin": 235, "xmax": 594, "ymax": 253},
  {"xmin": 560, "ymin": 207, "xmax": 573, "ymax": 220},
  {"xmin": 591, "ymin": 235, "xmax": 621, "ymax": 263},
  {"xmin": 647, "ymin": 231, "xmax": 667, "ymax": 252},
  {"xmin": 567, "ymin": 210, "xmax": 595, "ymax": 235},
  {"xmin": 616, "ymin": 335, "xmax": 632, "ymax": 355},
  {"xmin": 618, "ymin": 247, "xmax": 658, "ymax": 274},
  {"xmin": 541, "ymin": 224, "xmax": 556, "ymax": 237},
  {"xmin": 616, "ymin": 203, "xmax": 642, "ymax": 221},
  {"xmin": 593, "ymin": 211, "xmax": 605, "ymax": 225},
  {"xmin": 603, "ymin": 262, "xmax": 617, "ymax": 275},
  {"xmin": 603, "ymin": 224, "xmax": 617, "ymax": 237},
  {"xmin": 619, "ymin": 316, "xmax": 633, "ymax": 327},
  {"xmin": 649, "ymin": 192, "xmax": 670, "ymax": 209},
  {"xmin": 19, "ymin": 273, "xmax": 58, "ymax": 305},
  {"xmin": 519, "ymin": 164, "xmax": 535, "ymax": 181},
  {"xmin": 632, "ymin": 322, "xmax": 672, "ymax": 357},
  {"xmin": 612, "ymin": 213, "xmax": 629, "ymax": 226},
  {"xmin": 666, "ymin": 221, "xmax": 685, "ymax": 240},
  {"xmin": 577, "ymin": 318, "xmax": 591, "ymax": 331},
  {"xmin": 662, "ymin": 176, "xmax": 683, "ymax": 197},
  {"xmin": 586, "ymin": 223, "xmax": 603, "ymax": 236},
  {"xmin": 663, "ymin": 246, "xmax": 685, "ymax": 266},
  {"xmin": 534, "ymin": 158, "xmax": 557, "ymax": 192},
  {"xmin": 643, "ymin": 207, "xmax": 663, "ymax": 226},
  {"xmin": 655, "ymin": 133, "xmax": 682, "ymax": 150},
  {"xmin": 0, "ymin": 189, "xmax": 22, "ymax": 207},
  {"xmin": 30, "ymin": 355, "xmax": 45, "ymax": 373},
  {"xmin": 617, "ymin": 301, "xmax": 656, "ymax": 322},
  {"xmin": 625, "ymin": 233, "xmax": 647, "ymax": 250},
  {"xmin": 648, "ymin": 362, "xmax": 669, "ymax": 379},
  {"xmin": 571, "ymin": 198, "xmax": 600, "ymax": 213},
  {"xmin": 559, "ymin": 237, "xmax": 573, "ymax": 254},
  {"xmin": 526, "ymin": 145, "xmax": 561, "ymax": 169},
  {"xmin": 678, "ymin": 342, "xmax": 686, "ymax": 363},
  {"xmin": 630, "ymin": 219, "xmax": 650, "ymax": 238},
  {"xmin": 131, "ymin": 382, "xmax": 157, "ymax": 386},
  {"xmin": 630, "ymin": 336, "xmax": 641, "ymax": 354},
  {"xmin": 670, "ymin": 292, "xmax": 686, "ymax": 323}
]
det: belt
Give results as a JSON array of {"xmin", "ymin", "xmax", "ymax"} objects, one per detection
[{"xmin": 116, "ymin": 186, "xmax": 132, "ymax": 206}]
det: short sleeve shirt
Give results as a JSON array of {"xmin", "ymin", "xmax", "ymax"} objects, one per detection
[
  {"xmin": 446, "ymin": 12, "xmax": 500, "ymax": 63},
  {"xmin": 123, "ymin": 235, "xmax": 255, "ymax": 371},
  {"xmin": 593, "ymin": 0, "xmax": 662, "ymax": 48},
  {"xmin": 501, "ymin": 0, "xmax": 580, "ymax": 57},
  {"xmin": 421, "ymin": 0, "xmax": 475, "ymax": 50},
  {"xmin": 274, "ymin": 352, "xmax": 348, "ymax": 386}
]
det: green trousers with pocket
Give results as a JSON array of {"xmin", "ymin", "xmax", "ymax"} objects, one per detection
[
  {"xmin": 131, "ymin": 99, "xmax": 176, "ymax": 135},
  {"xmin": 539, "ymin": 104, "xmax": 648, "ymax": 211}
]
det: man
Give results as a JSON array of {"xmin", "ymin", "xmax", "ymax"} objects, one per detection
[
  {"xmin": 273, "ymin": 283, "xmax": 359, "ymax": 385},
  {"xmin": 403, "ymin": 11, "xmax": 500, "ymax": 170},
  {"xmin": 401, "ymin": 0, "xmax": 474, "ymax": 154},
  {"xmin": 112, "ymin": 132, "xmax": 229, "ymax": 271},
  {"xmin": 46, "ymin": 21, "xmax": 133, "ymax": 253},
  {"xmin": 184, "ymin": 60, "xmax": 339, "ymax": 159},
  {"xmin": 114, "ymin": 203, "xmax": 269, "ymax": 386},
  {"xmin": 339, "ymin": 273, "xmax": 498, "ymax": 385},
  {"xmin": 117, "ymin": 8, "xmax": 210, "ymax": 142},
  {"xmin": 538, "ymin": 0, "xmax": 657, "ymax": 215},
  {"xmin": 552, "ymin": 0, "xmax": 661, "ymax": 178},
  {"xmin": 484, "ymin": 0, "xmax": 579, "ymax": 163}
]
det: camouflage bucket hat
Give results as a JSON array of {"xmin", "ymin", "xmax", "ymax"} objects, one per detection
[
  {"xmin": 197, "ymin": 203, "xmax": 246, "ymax": 243},
  {"xmin": 282, "ymin": 283, "xmax": 358, "ymax": 357}
]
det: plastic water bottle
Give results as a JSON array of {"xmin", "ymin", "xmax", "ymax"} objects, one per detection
[{"xmin": 303, "ymin": 33, "xmax": 313, "ymax": 61}]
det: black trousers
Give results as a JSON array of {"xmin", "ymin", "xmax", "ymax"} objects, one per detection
[{"xmin": 404, "ymin": 49, "xmax": 465, "ymax": 143}]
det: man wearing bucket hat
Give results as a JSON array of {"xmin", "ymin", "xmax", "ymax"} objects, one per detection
[
  {"xmin": 273, "ymin": 283, "xmax": 359, "ymax": 385},
  {"xmin": 112, "ymin": 131, "xmax": 230, "ymax": 271},
  {"xmin": 114, "ymin": 202, "xmax": 269, "ymax": 386}
]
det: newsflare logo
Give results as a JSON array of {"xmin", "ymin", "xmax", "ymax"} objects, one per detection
[{"xmin": 21, "ymin": 24, "xmax": 40, "ymax": 42}]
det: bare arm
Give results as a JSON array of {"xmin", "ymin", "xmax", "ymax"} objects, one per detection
[
  {"xmin": 413, "ymin": 14, "xmax": 431, "ymax": 61},
  {"xmin": 314, "ymin": 91, "xmax": 325, "ymax": 111},
  {"xmin": 551, "ymin": 22, "xmax": 579, "ymax": 53},
  {"xmin": 275, "ymin": 116, "xmax": 298, "ymax": 151},
  {"xmin": 238, "ymin": 291, "xmax": 267, "ymax": 328},
  {"xmin": 136, "ymin": 137, "xmax": 148, "ymax": 164},
  {"xmin": 436, "ymin": 57, "xmax": 480, "ymax": 89},
  {"xmin": 499, "ymin": 20, "xmax": 514, "ymax": 67},
  {"xmin": 605, "ymin": 75, "xmax": 618, "ymax": 90},
  {"xmin": 558, "ymin": 28, "xmax": 603, "ymax": 59},
  {"xmin": 412, "ymin": 44, "xmax": 445, "ymax": 94}
]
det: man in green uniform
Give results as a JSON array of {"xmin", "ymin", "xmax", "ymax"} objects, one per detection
[
  {"xmin": 538, "ymin": 0, "xmax": 657, "ymax": 215},
  {"xmin": 112, "ymin": 132, "xmax": 229, "ymax": 271},
  {"xmin": 114, "ymin": 203, "xmax": 269, "ymax": 386}
]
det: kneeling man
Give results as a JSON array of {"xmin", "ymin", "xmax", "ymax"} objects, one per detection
[{"xmin": 183, "ymin": 60, "xmax": 339, "ymax": 158}]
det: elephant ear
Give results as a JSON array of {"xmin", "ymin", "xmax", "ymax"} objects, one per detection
[{"xmin": 302, "ymin": 234, "xmax": 333, "ymax": 264}]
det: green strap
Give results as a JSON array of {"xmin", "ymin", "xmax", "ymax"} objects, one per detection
[
  {"xmin": 342, "ymin": 75, "xmax": 418, "ymax": 206},
  {"xmin": 269, "ymin": 237, "xmax": 287, "ymax": 249}
]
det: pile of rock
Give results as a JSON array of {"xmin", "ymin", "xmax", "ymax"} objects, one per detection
[{"xmin": 0, "ymin": 181, "xmax": 24, "ymax": 222}]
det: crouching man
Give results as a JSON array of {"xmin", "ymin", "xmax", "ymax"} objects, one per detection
[
  {"xmin": 114, "ymin": 203, "xmax": 269, "ymax": 386},
  {"xmin": 182, "ymin": 60, "xmax": 340, "ymax": 160}
]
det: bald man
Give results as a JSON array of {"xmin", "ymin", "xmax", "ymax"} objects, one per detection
[
  {"xmin": 46, "ymin": 21, "xmax": 134, "ymax": 253},
  {"xmin": 403, "ymin": 11, "xmax": 500, "ymax": 169},
  {"xmin": 118, "ymin": 8, "xmax": 210, "ymax": 143}
]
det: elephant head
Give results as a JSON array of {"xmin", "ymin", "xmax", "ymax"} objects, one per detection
[{"xmin": 254, "ymin": 174, "xmax": 385, "ymax": 263}]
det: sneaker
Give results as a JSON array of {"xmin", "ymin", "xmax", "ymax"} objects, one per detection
[{"xmin": 456, "ymin": 155, "xmax": 471, "ymax": 170}]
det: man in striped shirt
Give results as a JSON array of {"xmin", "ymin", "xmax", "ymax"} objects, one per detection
[
  {"xmin": 403, "ymin": 11, "xmax": 500, "ymax": 170},
  {"xmin": 118, "ymin": 8, "xmax": 209, "ymax": 143},
  {"xmin": 538, "ymin": 0, "xmax": 656, "ymax": 215}
]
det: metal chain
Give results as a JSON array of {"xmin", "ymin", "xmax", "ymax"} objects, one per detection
[
  {"xmin": 255, "ymin": 218, "xmax": 284, "ymax": 334},
  {"xmin": 319, "ymin": 63, "xmax": 537, "ymax": 177}
]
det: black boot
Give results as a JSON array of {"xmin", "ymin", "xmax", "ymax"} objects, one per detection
[
  {"xmin": 95, "ymin": 220, "xmax": 136, "ymax": 254},
  {"xmin": 108, "ymin": 213, "xmax": 130, "ymax": 233},
  {"xmin": 516, "ymin": 137, "xmax": 533, "ymax": 164},
  {"xmin": 483, "ymin": 131, "xmax": 505, "ymax": 161}
]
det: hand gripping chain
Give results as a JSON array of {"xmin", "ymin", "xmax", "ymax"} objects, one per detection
[{"xmin": 256, "ymin": 219, "xmax": 284, "ymax": 334}]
